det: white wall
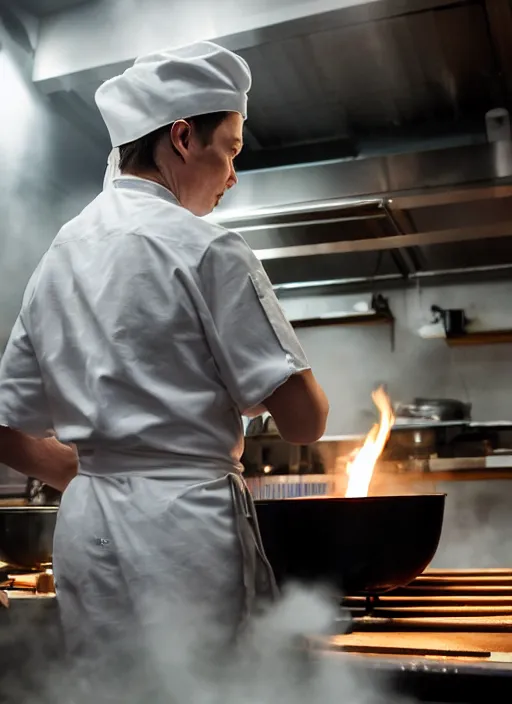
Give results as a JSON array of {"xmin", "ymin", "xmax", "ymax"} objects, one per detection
[
  {"xmin": 0, "ymin": 14, "xmax": 106, "ymax": 347},
  {"xmin": 280, "ymin": 279, "xmax": 512, "ymax": 434},
  {"xmin": 432, "ymin": 479, "xmax": 512, "ymax": 568}
]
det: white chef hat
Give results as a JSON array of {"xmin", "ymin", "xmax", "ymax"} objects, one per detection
[{"xmin": 95, "ymin": 41, "xmax": 252, "ymax": 149}]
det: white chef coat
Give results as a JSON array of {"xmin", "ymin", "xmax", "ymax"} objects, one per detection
[
  {"xmin": 0, "ymin": 176, "xmax": 308, "ymax": 456},
  {"xmin": 0, "ymin": 176, "xmax": 309, "ymax": 687}
]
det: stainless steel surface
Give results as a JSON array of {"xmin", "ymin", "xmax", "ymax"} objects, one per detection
[
  {"xmin": 414, "ymin": 263, "xmax": 512, "ymax": 279},
  {"xmin": 211, "ymin": 198, "xmax": 385, "ymax": 228},
  {"xmin": 217, "ymin": 143, "xmax": 512, "ymax": 217},
  {"xmin": 236, "ymin": 213, "xmax": 386, "ymax": 234},
  {"xmin": 273, "ymin": 273, "xmax": 403, "ymax": 292},
  {"xmin": 254, "ymin": 222, "xmax": 512, "ymax": 261},
  {"xmin": 236, "ymin": 2, "xmax": 491, "ymax": 150},
  {"xmin": 395, "ymin": 399, "xmax": 471, "ymax": 423},
  {"xmin": 28, "ymin": 0, "xmax": 509, "ymax": 180},
  {"xmin": 209, "ymin": 141, "xmax": 512, "ymax": 286},
  {"xmin": 429, "ymin": 456, "xmax": 512, "ymax": 472},
  {"xmin": 32, "ymin": 0, "xmax": 478, "ymax": 90},
  {"xmin": 390, "ymin": 184, "xmax": 512, "ymax": 210},
  {"xmin": 15, "ymin": 0, "xmax": 91, "ymax": 16},
  {"xmin": 273, "ymin": 264, "xmax": 512, "ymax": 293}
]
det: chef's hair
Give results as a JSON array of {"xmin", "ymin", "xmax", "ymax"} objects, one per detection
[{"xmin": 118, "ymin": 111, "xmax": 230, "ymax": 173}]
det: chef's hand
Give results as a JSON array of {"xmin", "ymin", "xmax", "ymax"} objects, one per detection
[
  {"xmin": 0, "ymin": 426, "xmax": 78, "ymax": 492},
  {"xmin": 243, "ymin": 404, "xmax": 267, "ymax": 418}
]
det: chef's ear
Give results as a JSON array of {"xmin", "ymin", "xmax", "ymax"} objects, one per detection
[{"xmin": 170, "ymin": 120, "xmax": 192, "ymax": 162}]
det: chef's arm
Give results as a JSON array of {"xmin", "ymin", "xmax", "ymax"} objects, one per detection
[
  {"xmin": 263, "ymin": 369, "xmax": 329, "ymax": 445},
  {"xmin": 0, "ymin": 427, "xmax": 78, "ymax": 492}
]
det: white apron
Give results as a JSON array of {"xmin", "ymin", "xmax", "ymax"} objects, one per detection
[{"xmin": 53, "ymin": 449, "xmax": 277, "ymax": 691}]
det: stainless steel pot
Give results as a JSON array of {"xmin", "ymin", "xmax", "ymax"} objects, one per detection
[{"xmin": 395, "ymin": 398, "xmax": 471, "ymax": 423}]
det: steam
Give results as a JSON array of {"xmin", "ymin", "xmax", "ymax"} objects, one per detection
[
  {"xmin": 432, "ymin": 479, "xmax": 512, "ymax": 569},
  {"xmin": 1, "ymin": 585, "xmax": 413, "ymax": 704}
]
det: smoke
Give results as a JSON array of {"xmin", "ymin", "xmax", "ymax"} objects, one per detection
[
  {"xmin": 1, "ymin": 584, "xmax": 413, "ymax": 704},
  {"xmin": 432, "ymin": 479, "xmax": 512, "ymax": 568}
]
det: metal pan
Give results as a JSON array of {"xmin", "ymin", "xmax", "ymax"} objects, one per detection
[
  {"xmin": 255, "ymin": 494, "xmax": 445, "ymax": 595},
  {"xmin": 0, "ymin": 507, "xmax": 58, "ymax": 569}
]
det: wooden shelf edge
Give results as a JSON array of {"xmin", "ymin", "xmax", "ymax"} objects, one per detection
[
  {"xmin": 446, "ymin": 330, "xmax": 512, "ymax": 347},
  {"xmin": 291, "ymin": 313, "xmax": 394, "ymax": 329}
]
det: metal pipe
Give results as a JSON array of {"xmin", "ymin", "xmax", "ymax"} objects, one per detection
[
  {"xmin": 235, "ymin": 212, "xmax": 387, "ymax": 234},
  {"xmin": 272, "ymin": 263, "xmax": 512, "ymax": 292},
  {"xmin": 389, "ymin": 184, "xmax": 512, "ymax": 210},
  {"xmin": 209, "ymin": 198, "xmax": 385, "ymax": 225},
  {"xmin": 273, "ymin": 273, "xmax": 402, "ymax": 292},
  {"xmin": 413, "ymin": 263, "xmax": 512, "ymax": 279},
  {"xmin": 255, "ymin": 221, "xmax": 512, "ymax": 260}
]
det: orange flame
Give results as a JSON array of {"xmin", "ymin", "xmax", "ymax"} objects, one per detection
[{"xmin": 345, "ymin": 386, "xmax": 395, "ymax": 498}]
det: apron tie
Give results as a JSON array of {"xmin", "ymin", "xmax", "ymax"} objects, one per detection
[{"xmin": 228, "ymin": 472, "xmax": 279, "ymax": 626}]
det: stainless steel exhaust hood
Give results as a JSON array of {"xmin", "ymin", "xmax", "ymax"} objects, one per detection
[{"xmin": 210, "ymin": 141, "xmax": 512, "ymax": 294}]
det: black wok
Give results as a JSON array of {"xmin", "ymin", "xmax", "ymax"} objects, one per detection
[
  {"xmin": 255, "ymin": 494, "xmax": 445, "ymax": 595},
  {"xmin": 0, "ymin": 507, "xmax": 58, "ymax": 569}
]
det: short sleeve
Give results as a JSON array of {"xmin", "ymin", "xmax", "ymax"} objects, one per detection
[
  {"xmin": 0, "ymin": 313, "xmax": 52, "ymax": 435},
  {"xmin": 198, "ymin": 230, "xmax": 309, "ymax": 413}
]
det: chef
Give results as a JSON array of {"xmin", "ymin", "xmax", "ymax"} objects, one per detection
[{"xmin": 0, "ymin": 41, "xmax": 328, "ymax": 685}]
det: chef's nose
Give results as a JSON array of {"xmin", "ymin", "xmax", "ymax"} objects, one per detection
[{"xmin": 227, "ymin": 164, "xmax": 238, "ymax": 189}]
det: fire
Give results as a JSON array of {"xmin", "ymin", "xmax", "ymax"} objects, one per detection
[{"xmin": 345, "ymin": 386, "xmax": 395, "ymax": 498}]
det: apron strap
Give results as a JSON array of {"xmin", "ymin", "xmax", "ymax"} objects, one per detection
[{"xmin": 228, "ymin": 473, "xmax": 279, "ymax": 627}]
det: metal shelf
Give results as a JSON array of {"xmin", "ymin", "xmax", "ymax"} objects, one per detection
[
  {"xmin": 446, "ymin": 330, "xmax": 512, "ymax": 347},
  {"xmin": 290, "ymin": 311, "xmax": 394, "ymax": 329}
]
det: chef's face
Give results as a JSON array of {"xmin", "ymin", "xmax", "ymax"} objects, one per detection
[{"xmin": 171, "ymin": 112, "xmax": 243, "ymax": 217}]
